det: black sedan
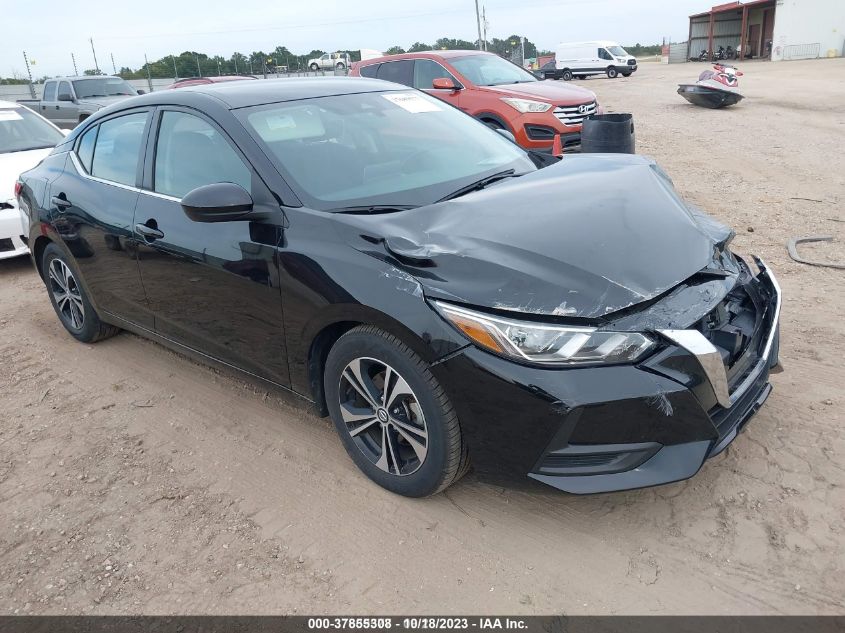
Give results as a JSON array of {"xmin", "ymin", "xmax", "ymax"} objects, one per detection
[{"xmin": 16, "ymin": 78, "xmax": 781, "ymax": 497}]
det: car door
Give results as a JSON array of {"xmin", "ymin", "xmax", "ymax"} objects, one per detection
[
  {"xmin": 133, "ymin": 107, "xmax": 290, "ymax": 386},
  {"xmin": 46, "ymin": 109, "xmax": 154, "ymax": 328},
  {"xmin": 56, "ymin": 81, "xmax": 77, "ymax": 128},
  {"xmin": 414, "ymin": 59, "xmax": 463, "ymax": 109}
]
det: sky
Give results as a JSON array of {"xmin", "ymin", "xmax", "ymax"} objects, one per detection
[{"xmin": 3, "ymin": 0, "xmax": 707, "ymax": 78}]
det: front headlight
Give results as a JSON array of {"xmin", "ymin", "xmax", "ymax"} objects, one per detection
[
  {"xmin": 434, "ymin": 301, "xmax": 653, "ymax": 365},
  {"xmin": 500, "ymin": 97, "xmax": 553, "ymax": 113}
]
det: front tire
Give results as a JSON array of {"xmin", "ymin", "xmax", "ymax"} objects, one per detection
[
  {"xmin": 324, "ymin": 326, "xmax": 469, "ymax": 497},
  {"xmin": 607, "ymin": 67, "xmax": 619, "ymax": 78},
  {"xmin": 42, "ymin": 243, "xmax": 119, "ymax": 344},
  {"xmin": 310, "ymin": 63, "xmax": 319, "ymax": 71}
]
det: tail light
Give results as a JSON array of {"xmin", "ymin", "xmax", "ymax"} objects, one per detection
[{"xmin": 14, "ymin": 182, "xmax": 22, "ymax": 198}]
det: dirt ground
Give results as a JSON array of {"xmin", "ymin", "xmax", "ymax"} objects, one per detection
[{"xmin": 1, "ymin": 58, "xmax": 843, "ymax": 616}]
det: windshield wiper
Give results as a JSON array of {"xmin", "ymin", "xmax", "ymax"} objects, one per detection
[
  {"xmin": 436, "ymin": 169, "xmax": 517, "ymax": 202},
  {"xmin": 331, "ymin": 204, "xmax": 416, "ymax": 214}
]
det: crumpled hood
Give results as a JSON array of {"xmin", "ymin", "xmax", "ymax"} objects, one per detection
[
  {"xmin": 342, "ymin": 154, "xmax": 728, "ymax": 319},
  {"xmin": 0, "ymin": 148, "xmax": 52, "ymax": 202}
]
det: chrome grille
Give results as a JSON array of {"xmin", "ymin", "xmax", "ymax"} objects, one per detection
[{"xmin": 553, "ymin": 101, "xmax": 597, "ymax": 126}]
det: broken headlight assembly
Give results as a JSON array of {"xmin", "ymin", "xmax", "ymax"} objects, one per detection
[{"xmin": 434, "ymin": 301, "xmax": 654, "ymax": 366}]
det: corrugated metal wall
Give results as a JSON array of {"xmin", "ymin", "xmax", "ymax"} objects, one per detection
[
  {"xmin": 669, "ymin": 42, "xmax": 690, "ymax": 63},
  {"xmin": 689, "ymin": 10, "xmax": 744, "ymax": 59}
]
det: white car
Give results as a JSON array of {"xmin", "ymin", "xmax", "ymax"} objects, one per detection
[{"xmin": 0, "ymin": 100, "xmax": 66, "ymax": 259}]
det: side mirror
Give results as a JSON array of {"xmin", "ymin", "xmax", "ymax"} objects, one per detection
[
  {"xmin": 495, "ymin": 128, "xmax": 516, "ymax": 144},
  {"xmin": 57, "ymin": 94, "xmax": 74, "ymax": 102},
  {"xmin": 136, "ymin": 89, "xmax": 146, "ymax": 95},
  {"xmin": 181, "ymin": 182, "xmax": 253, "ymax": 222},
  {"xmin": 432, "ymin": 77, "xmax": 460, "ymax": 91}
]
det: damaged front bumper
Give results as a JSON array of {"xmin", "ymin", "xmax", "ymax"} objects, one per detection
[{"xmin": 433, "ymin": 258, "xmax": 781, "ymax": 494}]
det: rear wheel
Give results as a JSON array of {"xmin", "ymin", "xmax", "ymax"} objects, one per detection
[
  {"xmin": 42, "ymin": 243, "xmax": 119, "ymax": 344},
  {"xmin": 607, "ymin": 67, "xmax": 619, "ymax": 78},
  {"xmin": 335, "ymin": 62, "xmax": 346, "ymax": 70},
  {"xmin": 561, "ymin": 69, "xmax": 573, "ymax": 81},
  {"xmin": 324, "ymin": 326, "xmax": 469, "ymax": 497}
]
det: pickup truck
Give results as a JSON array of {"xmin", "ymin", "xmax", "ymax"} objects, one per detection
[{"xmin": 18, "ymin": 76, "xmax": 141, "ymax": 129}]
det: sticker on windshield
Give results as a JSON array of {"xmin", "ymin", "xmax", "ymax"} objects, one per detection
[
  {"xmin": 382, "ymin": 93, "xmax": 443, "ymax": 113},
  {"xmin": 265, "ymin": 114, "xmax": 297, "ymax": 131},
  {"xmin": 0, "ymin": 110, "xmax": 24, "ymax": 121}
]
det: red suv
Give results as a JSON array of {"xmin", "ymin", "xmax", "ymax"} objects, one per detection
[{"xmin": 351, "ymin": 50, "xmax": 601, "ymax": 152}]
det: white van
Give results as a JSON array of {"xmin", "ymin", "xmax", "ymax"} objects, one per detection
[{"xmin": 553, "ymin": 41, "xmax": 637, "ymax": 80}]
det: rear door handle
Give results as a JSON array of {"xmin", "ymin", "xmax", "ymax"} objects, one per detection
[
  {"xmin": 51, "ymin": 195, "xmax": 71, "ymax": 210},
  {"xmin": 135, "ymin": 222, "xmax": 164, "ymax": 241}
]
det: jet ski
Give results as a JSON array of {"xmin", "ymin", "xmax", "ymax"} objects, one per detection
[{"xmin": 678, "ymin": 63, "xmax": 744, "ymax": 108}]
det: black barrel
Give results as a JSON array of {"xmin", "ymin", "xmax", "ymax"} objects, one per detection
[{"xmin": 580, "ymin": 113, "xmax": 635, "ymax": 154}]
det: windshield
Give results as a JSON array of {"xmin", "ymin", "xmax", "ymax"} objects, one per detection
[
  {"xmin": 450, "ymin": 54, "xmax": 538, "ymax": 86},
  {"xmin": 237, "ymin": 91, "xmax": 534, "ymax": 210},
  {"xmin": 0, "ymin": 107, "xmax": 64, "ymax": 154},
  {"xmin": 72, "ymin": 77, "xmax": 137, "ymax": 98},
  {"xmin": 607, "ymin": 45, "xmax": 628, "ymax": 56}
]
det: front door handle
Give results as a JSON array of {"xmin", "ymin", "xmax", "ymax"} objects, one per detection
[
  {"xmin": 55, "ymin": 105, "xmax": 60, "ymax": 110},
  {"xmin": 135, "ymin": 222, "xmax": 164, "ymax": 241},
  {"xmin": 51, "ymin": 195, "xmax": 71, "ymax": 210}
]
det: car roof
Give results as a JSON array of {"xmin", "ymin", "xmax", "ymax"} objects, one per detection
[
  {"xmin": 44, "ymin": 75, "xmax": 123, "ymax": 82},
  {"xmin": 172, "ymin": 75, "xmax": 257, "ymax": 84},
  {"xmin": 126, "ymin": 76, "xmax": 409, "ymax": 109},
  {"xmin": 358, "ymin": 50, "xmax": 491, "ymax": 65}
]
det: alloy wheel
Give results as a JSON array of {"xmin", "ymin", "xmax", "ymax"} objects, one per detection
[
  {"xmin": 337, "ymin": 357, "xmax": 428, "ymax": 476},
  {"xmin": 48, "ymin": 258, "xmax": 85, "ymax": 330}
]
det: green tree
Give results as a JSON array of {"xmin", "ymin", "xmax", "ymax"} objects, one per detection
[
  {"xmin": 385, "ymin": 45, "xmax": 405, "ymax": 55},
  {"xmin": 407, "ymin": 42, "xmax": 431, "ymax": 53}
]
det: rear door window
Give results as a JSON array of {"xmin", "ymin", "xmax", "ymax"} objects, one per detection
[
  {"xmin": 57, "ymin": 82, "xmax": 73, "ymax": 101},
  {"xmin": 43, "ymin": 82, "xmax": 57, "ymax": 102},
  {"xmin": 359, "ymin": 63, "xmax": 379, "ymax": 78},
  {"xmin": 376, "ymin": 60, "xmax": 413, "ymax": 87},
  {"xmin": 91, "ymin": 112, "xmax": 148, "ymax": 186}
]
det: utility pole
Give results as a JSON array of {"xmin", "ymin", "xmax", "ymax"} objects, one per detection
[
  {"xmin": 172, "ymin": 55, "xmax": 178, "ymax": 80},
  {"xmin": 22, "ymin": 51, "xmax": 36, "ymax": 98},
  {"xmin": 143, "ymin": 53, "xmax": 153, "ymax": 93},
  {"xmin": 195, "ymin": 54, "xmax": 201, "ymax": 77},
  {"xmin": 111, "ymin": 53, "xmax": 117, "ymax": 75},
  {"xmin": 71, "ymin": 53, "xmax": 79, "ymax": 76},
  {"xmin": 216, "ymin": 58, "xmax": 221, "ymax": 76},
  {"xmin": 482, "ymin": 6, "xmax": 488, "ymax": 51},
  {"xmin": 233, "ymin": 55, "xmax": 238, "ymax": 74},
  {"xmin": 90, "ymin": 37, "xmax": 100, "ymax": 74},
  {"xmin": 474, "ymin": 0, "xmax": 483, "ymax": 50}
]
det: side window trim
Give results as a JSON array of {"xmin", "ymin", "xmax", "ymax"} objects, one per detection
[
  {"xmin": 71, "ymin": 108, "xmax": 153, "ymax": 190},
  {"xmin": 43, "ymin": 81, "xmax": 57, "ymax": 102},
  {"xmin": 74, "ymin": 123, "xmax": 100, "ymax": 174}
]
